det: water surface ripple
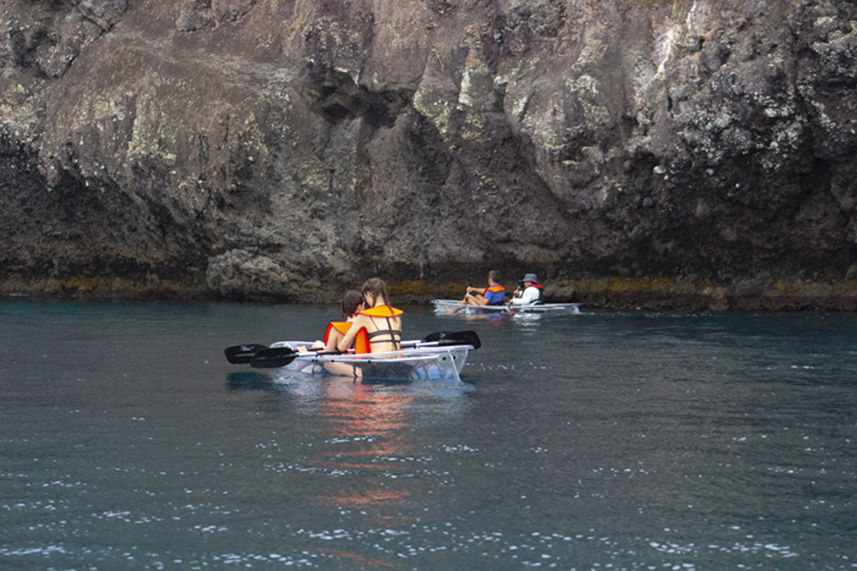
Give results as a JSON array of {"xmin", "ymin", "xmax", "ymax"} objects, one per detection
[{"xmin": 1, "ymin": 301, "xmax": 855, "ymax": 568}]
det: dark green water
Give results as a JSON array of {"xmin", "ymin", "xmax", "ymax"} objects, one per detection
[{"xmin": 1, "ymin": 300, "xmax": 856, "ymax": 569}]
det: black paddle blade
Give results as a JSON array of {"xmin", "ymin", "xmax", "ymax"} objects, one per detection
[
  {"xmin": 250, "ymin": 347, "xmax": 299, "ymax": 368},
  {"xmin": 224, "ymin": 344, "xmax": 268, "ymax": 364},
  {"xmin": 422, "ymin": 330, "xmax": 481, "ymax": 350}
]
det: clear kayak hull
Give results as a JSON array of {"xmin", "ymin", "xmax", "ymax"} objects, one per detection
[
  {"xmin": 431, "ymin": 299, "xmax": 581, "ymax": 315},
  {"xmin": 269, "ymin": 341, "xmax": 471, "ymax": 382}
]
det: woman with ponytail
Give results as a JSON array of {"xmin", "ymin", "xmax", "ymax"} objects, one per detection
[{"xmin": 337, "ymin": 277, "xmax": 403, "ymax": 355}]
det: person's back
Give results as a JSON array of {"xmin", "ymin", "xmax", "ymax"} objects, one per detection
[
  {"xmin": 356, "ymin": 304, "xmax": 402, "ymax": 353},
  {"xmin": 483, "ymin": 283, "xmax": 506, "ymax": 305},
  {"xmin": 337, "ymin": 277, "xmax": 403, "ymax": 355}
]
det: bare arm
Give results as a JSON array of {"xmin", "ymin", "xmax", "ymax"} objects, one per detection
[
  {"xmin": 325, "ymin": 330, "xmax": 341, "ymax": 352},
  {"xmin": 464, "ymin": 286, "xmax": 489, "ymax": 306},
  {"xmin": 337, "ymin": 314, "xmax": 367, "ymax": 352}
]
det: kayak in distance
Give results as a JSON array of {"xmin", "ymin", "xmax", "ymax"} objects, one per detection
[
  {"xmin": 430, "ymin": 299, "xmax": 582, "ymax": 316},
  {"xmin": 224, "ymin": 330, "xmax": 481, "ymax": 383}
]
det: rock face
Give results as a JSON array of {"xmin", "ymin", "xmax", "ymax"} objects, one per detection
[{"xmin": 2, "ymin": 0, "xmax": 856, "ymax": 306}]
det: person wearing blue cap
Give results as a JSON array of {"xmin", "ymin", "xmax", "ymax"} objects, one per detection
[{"xmin": 509, "ymin": 273, "xmax": 544, "ymax": 305}]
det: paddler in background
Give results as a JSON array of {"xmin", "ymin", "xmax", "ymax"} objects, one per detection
[
  {"xmin": 509, "ymin": 273, "xmax": 545, "ymax": 306},
  {"xmin": 460, "ymin": 270, "xmax": 506, "ymax": 306},
  {"xmin": 337, "ymin": 277, "xmax": 403, "ymax": 354}
]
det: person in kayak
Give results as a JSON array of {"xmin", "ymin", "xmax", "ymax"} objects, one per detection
[
  {"xmin": 460, "ymin": 270, "xmax": 506, "ymax": 306},
  {"xmin": 322, "ymin": 290, "xmax": 364, "ymax": 351},
  {"xmin": 509, "ymin": 273, "xmax": 545, "ymax": 305},
  {"xmin": 337, "ymin": 277, "xmax": 403, "ymax": 354},
  {"xmin": 297, "ymin": 289, "xmax": 364, "ymax": 355}
]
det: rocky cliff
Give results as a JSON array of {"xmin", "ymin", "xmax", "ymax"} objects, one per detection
[{"xmin": 2, "ymin": 0, "xmax": 856, "ymax": 309}]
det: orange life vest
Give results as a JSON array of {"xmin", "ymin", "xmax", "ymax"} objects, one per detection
[
  {"xmin": 323, "ymin": 321, "xmax": 351, "ymax": 344},
  {"xmin": 324, "ymin": 320, "xmax": 370, "ymax": 353}
]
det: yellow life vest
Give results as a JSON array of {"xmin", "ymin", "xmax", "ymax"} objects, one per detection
[
  {"xmin": 354, "ymin": 305, "xmax": 403, "ymax": 353},
  {"xmin": 359, "ymin": 305, "xmax": 404, "ymax": 318}
]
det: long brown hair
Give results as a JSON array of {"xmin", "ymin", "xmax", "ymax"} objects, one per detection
[{"xmin": 361, "ymin": 277, "xmax": 391, "ymax": 307}]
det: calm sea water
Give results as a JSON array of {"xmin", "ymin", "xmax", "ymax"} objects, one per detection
[{"xmin": 1, "ymin": 299, "xmax": 856, "ymax": 569}]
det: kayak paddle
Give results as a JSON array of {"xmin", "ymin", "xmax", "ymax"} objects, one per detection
[
  {"xmin": 419, "ymin": 330, "xmax": 481, "ymax": 350},
  {"xmin": 224, "ymin": 344, "xmax": 268, "ymax": 364},
  {"xmin": 249, "ymin": 347, "xmax": 300, "ymax": 368},
  {"xmin": 250, "ymin": 347, "xmax": 343, "ymax": 369}
]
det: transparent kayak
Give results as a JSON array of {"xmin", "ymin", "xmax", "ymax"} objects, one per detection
[
  {"xmin": 269, "ymin": 341, "xmax": 471, "ymax": 382},
  {"xmin": 431, "ymin": 299, "xmax": 581, "ymax": 315}
]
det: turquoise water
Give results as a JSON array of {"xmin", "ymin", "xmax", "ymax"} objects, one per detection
[{"xmin": 1, "ymin": 300, "xmax": 856, "ymax": 569}]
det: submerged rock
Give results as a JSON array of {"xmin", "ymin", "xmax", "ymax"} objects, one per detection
[{"xmin": 1, "ymin": 0, "xmax": 856, "ymax": 309}]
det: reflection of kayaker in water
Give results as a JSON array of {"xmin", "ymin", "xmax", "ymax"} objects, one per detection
[
  {"xmin": 509, "ymin": 273, "xmax": 545, "ymax": 306},
  {"xmin": 337, "ymin": 277, "xmax": 403, "ymax": 355},
  {"xmin": 314, "ymin": 382, "xmax": 413, "ymax": 524}
]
